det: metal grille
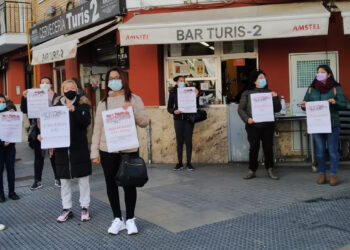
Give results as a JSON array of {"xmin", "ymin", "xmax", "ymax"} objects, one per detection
[{"xmin": 296, "ymin": 59, "xmax": 330, "ymax": 88}]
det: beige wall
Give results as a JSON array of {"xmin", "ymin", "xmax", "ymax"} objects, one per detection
[{"xmin": 137, "ymin": 106, "xmax": 229, "ymax": 164}]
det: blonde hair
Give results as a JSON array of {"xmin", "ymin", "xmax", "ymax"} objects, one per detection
[{"xmin": 61, "ymin": 79, "xmax": 78, "ymax": 94}]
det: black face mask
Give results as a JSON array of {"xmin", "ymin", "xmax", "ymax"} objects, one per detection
[{"xmin": 64, "ymin": 90, "xmax": 77, "ymax": 100}]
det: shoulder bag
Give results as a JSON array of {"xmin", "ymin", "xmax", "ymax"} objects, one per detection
[{"xmin": 114, "ymin": 153, "xmax": 149, "ymax": 187}]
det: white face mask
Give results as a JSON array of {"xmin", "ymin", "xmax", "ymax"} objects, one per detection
[{"xmin": 40, "ymin": 83, "xmax": 51, "ymax": 91}]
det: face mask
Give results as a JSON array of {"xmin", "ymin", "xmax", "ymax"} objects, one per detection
[
  {"xmin": 0, "ymin": 103, "xmax": 6, "ymax": 111},
  {"xmin": 108, "ymin": 79, "xmax": 123, "ymax": 91},
  {"xmin": 259, "ymin": 79, "xmax": 267, "ymax": 88},
  {"xmin": 178, "ymin": 82, "xmax": 186, "ymax": 88},
  {"xmin": 64, "ymin": 90, "xmax": 77, "ymax": 100},
  {"xmin": 316, "ymin": 72, "xmax": 328, "ymax": 82},
  {"xmin": 40, "ymin": 83, "xmax": 51, "ymax": 91}
]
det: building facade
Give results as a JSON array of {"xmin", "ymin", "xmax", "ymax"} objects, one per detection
[{"xmin": 4, "ymin": 0, "xmax": 350, "ymax": 164}]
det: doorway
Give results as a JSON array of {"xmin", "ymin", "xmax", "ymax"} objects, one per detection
[
  {"xmin": 224, "ymin": 58, "xmax": 257, "ymax": 162},
  {"xmin": 54, "ymin": 65, "xmax": 66, "ymax": 95},
  {"xmin": 221, "ymin": 58, "xmax": 257, "ymax": 104}
]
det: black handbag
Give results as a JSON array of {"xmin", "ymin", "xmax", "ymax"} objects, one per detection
[
  {"xmin": 189, "ymin": 109, "xmax": 207, "ymax": 124},
  {"xmin": 115, "ymin": 154, "xmax": 148, "ymax": 187}
]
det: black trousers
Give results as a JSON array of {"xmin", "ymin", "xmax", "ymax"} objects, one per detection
[
  {"xmin": 246, "ymin": 125, "xmax": 275, "ymax": 172},
  {"xmin": 174, "ymin": 119, "xmax": 194, "ymax": 165},
  {"xmin": 100, "ymin": 150, "xmax": 137, "ymax": 220},
  {"xmin": 0, "ymin": 144, "xmax": 16, "ymax": 194},
  {"xmin": 33, "ymin": 140, "xmax": 57, "ymax": 182}
]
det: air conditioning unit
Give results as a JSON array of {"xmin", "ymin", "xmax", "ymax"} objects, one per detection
[{"xmin": 46, "ymin": 6, "xmax": 56, "ymax": 17}]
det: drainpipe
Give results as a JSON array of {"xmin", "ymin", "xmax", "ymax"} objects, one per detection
[
  {"xmin": 146, "ymin": 121, "xmax": 152, "ymax": 164},
  {"xmin": 26, "ymin": 0, "xmax": 36, "ymax": 87}
]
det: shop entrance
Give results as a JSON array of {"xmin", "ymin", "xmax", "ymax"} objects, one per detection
[
  {"xmin": 223, "ymin": 58, "xmax": 257, "ymax": 162},
  {"xmin": 54, "ymin": 63, "xmax": 66, "ymax": 95},
  {"xmin": 221, "ymin": 58, "xmax": 256, "ymax": 104}
]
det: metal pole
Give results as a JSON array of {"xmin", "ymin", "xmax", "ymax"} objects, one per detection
[{"xmin": 26, "ymin": 0, "xmax": 36, "ymax": 87}]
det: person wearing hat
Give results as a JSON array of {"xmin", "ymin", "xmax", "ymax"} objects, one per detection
[{"xmin": 167, "ymin": 75, "xmax": 198, "ymax": 171}]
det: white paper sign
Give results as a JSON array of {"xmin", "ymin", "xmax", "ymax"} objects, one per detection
[
  {"xmin": 251, "ymin": 93, "xmax": 274, "ymax": 123},
  {"xmin": 306, "ymin": 101, "xmax": 331, "ymax": 134},
  {"xmin": 40, "ymin": 106, "xmax": 70, "ymax": 149},
  {"xmin": 177, "ymin": 87, "xmax": 197, "ymax": 113},
  {"xmin": 27, "ymin": 89, "xmax": 49, "ymax": 118},
  {"xmin": 102, "ymin": 107, "xmax": 139, "ymax": 152},
  {"xmin": 0, "ymin": 112, "xmax": 23, "ymax": 143}
]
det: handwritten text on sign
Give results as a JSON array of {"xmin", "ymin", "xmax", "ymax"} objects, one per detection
[
  {"xmin": 40, "ymin": 106, "xmax": 70, "ymax": 149},
  {"xmin": 306, "ymin": 101, "xmax": 331, "ymax": 134},
  {"xmin": 250, "ymin": 93, "xmax": 274, "ymax": 123},
  {"xmin": 102, "ymin": 107, "xmax": 139, "ymax": 152},
  {"xmin": 0, "ymin": 112, "xmax": 23, "ymax": 143},
  {"xmin": 177, "ymin": 87, "xmax": 197, "ymax": 113},
  {"xmin": 27, "ymin": 89, "xmax": 49, "ymax": 119}
]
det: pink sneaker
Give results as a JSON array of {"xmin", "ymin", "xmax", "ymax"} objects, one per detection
[
  {"xmin": 57, "ymin": 209, "xmax": 73, "ymax": 223},
  {"xmin": 81, "ymin": 207, "xmax": 90, "ymax": 222}
]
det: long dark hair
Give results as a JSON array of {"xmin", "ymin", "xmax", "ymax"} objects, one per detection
[
  {"xmin": 248, "ymin": 69, "xmax": 267, "ymax": 89},
  {"xmin": 101, "ymin": 66, "xmax": 132, "ymax": 102}
]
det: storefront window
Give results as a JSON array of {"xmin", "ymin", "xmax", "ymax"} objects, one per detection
[
  {"xmin": 169, "ymin": 42, "xmax": 215, "ymax": 57},
  {"xmin": 167, "ymin": 57, "xmax": 219, "ymax": 104},
  {"xmin": 223, "ymin": 40, "xmax": 254, "ymax": 54}
]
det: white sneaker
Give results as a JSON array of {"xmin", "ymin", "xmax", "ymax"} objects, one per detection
[
  {"xmin": 0, "ymin": 224, "xmax": 5, "ymax": 231},
  {"xmin": 126, "ymin": 218, "xmax": 138, "ymax": 235},
  {"xmin": 108, "ymin": 218, "xmax": 126, "ymax": 235}
]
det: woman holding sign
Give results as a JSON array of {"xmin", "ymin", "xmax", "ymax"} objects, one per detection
[
  {"xmin": 47, "ymin": 79, "xmax": 92, "ymax": 222},
  {"xmin": 167, "ymin": 75, "xmax": 199, "ymax": 171},
  {"xmin": 238, "ymin": 70, "xmax": 281, "ymax": 180},
  {"xmin": 300, "ymin": 65, "xmax": 346, "ymax": 186},
  {"xmin": 0, "ymin": 94, "xmax": 19, "ymax": 202},
  {"xmin": 21, "ymin": 76, "xmax": 60, "ymax": 190},
  {"xmin": 91, "ymin": 67, "xmax": 149, "ymax": 235}
]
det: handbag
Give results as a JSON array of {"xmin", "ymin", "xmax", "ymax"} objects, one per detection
[
  {"xmin": 189, "ymin": 109, "xmax": 207, "ymax": 124},
  {"xmin": 114, "ymin": 154, "xmax": 149, "ymax": 187}
]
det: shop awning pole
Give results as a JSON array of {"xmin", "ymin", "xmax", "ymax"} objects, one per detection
[{"xmin": 26, "ymin": 0, "xmax": 36, "ymax": 87}]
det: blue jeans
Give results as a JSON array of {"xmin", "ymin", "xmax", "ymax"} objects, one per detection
[{"xmin": 313, "ymin": 127, "xmax": 340, "ymax": 175}]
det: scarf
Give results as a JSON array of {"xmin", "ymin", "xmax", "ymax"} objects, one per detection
[{"xmin": 312, "ymin": 78, "xmax": 338, "ymax": 94}]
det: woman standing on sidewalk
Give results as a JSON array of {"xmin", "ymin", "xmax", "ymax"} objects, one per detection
[
  {"xmin": 0, "ymin": 94, "xmax": 20, "ymax": 202},
  {"xmin": 300, "ymin": 65, "xmax": 346, "ymax": 186},
  {"xmin": 91, "ymin": 66, "xmax": 149, "ymax": 235},
  {"xmin": 21, "ymin": 76, "xmax": 60, "ymax": 190},
  {"xmin": 44, "ymin": 79, "xmax": 92, "ymax": 222},
  {"xmin": 167, "ymin": 75, "xmax": 198, "ymax": 171},
  {"xmin": 238, "ymin": 70, "xmax": 281, "ymax": 180}
]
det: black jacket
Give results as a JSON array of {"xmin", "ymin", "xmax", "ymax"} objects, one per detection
[
  {"xmin": 238, "ymin": 87, "xmax": 281, "ymax": 128},
  {"xmin": 167, "ymin": 86, "xmax": 199, "ymax": 120},
  {"xmin": 53, "ymin": 95, "xmax": 92, "ymax": 179}
]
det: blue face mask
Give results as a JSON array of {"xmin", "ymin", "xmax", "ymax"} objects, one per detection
[
  {"xmin": 0, "ymin": 103, "xmax": 6, "ymax": 111},
  {"xmin": 108, "ymin": 79, "xmax": 123, "ymax": 91},
  {"xmin": 178, "ymin": 82, "xmax": 186, "ymax": 88},
  {"xmin": 259, "ymin": 79, "xmax": 267, "ymax": 88}
]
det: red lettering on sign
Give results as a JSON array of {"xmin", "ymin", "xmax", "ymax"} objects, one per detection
[
  {"xmin": 293, "ymin": 24, "xmax": 320, "ymax": 32},
  {"xmin": 125, "ymin": 34, "xmax": 149, "ymax": 40}
]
